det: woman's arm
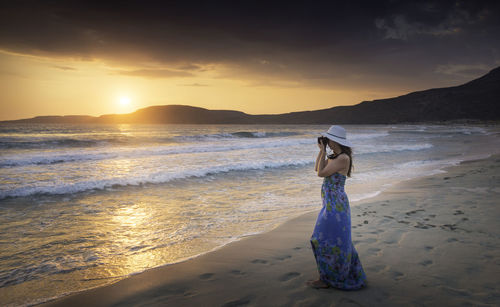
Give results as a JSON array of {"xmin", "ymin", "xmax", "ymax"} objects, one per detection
[
  {"xmin": 317, "ymin": 154, "xmax": 349, "ymax": 177},
  {"xmin": 316, "ymin": 149, "xmax": 327, "ymax": 173},
  {"xmin": 314, "ymin": 150, "xmax": 325, "ymax": 171},
  {"xmin": 315, "ymin": 143, "xmax": 326, "ymax": 172}
]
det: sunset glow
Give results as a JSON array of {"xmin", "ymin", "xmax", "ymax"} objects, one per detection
[
  {"xmin": 119, "ymin": 96, "xmax": 131, "ymax": 106},
  {"xmin": 0, "ymin": 2, "xmax": 498, "ymax": 121}
]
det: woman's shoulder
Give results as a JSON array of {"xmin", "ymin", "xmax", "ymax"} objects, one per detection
[{"xmin": 328, "ymin": 153, "xmax": 350, "ymax": 161}]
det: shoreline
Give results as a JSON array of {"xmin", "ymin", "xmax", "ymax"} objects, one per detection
[{"xmin": 41, "ymin": 153, "xmax": 500, "ymax": 306}]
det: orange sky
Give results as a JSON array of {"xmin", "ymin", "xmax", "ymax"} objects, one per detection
[
  {"xmin": 0, "ymin": 50, "xmax": 409, "ymax": 121},
  {"xmin": 1, "ymin": 2, "xmax": 498, "ymax": 121}
]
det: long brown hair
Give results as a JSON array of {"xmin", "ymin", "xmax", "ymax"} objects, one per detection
[
  {"xmin": 328, "ymin": 143, "xmax": 353, "ymax": 177},
  {"xmin": 339, "ymin": 144, "xmax": 353, "ymax": 177}
]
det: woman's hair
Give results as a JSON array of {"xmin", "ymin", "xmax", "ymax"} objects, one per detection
[
  {"xmin": 328, "ymin": 142, "xmax": 353, "ymax": 177},
  {"xmin": 340, "ymin": 144, "xmax": 353, "ymax": 177}
]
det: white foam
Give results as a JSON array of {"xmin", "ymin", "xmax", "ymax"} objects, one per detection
[
  {"xmin": 354, "ymin": 143, "xmax": 433, "ymax": 154},
  {"xmin": 349, "ymin": 191, "xmax": 382, "ymax": 202},
  {"xmin": 0, "ymin": 138, "xmax": 315, "ymax": 167},
  {"xmin": 350, "ymin": 158, "xmax": 461, "ymax": 185},
  {"xmin": 0, "ymin": 158, "xmax": 312, "ymax": 199},
  {"xmin": 350, "ymin": 132, "xmax": 390, "ymax": 140}
]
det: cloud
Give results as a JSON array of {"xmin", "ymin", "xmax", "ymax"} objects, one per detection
[
  {"xmin": 52, "ymin": 65, "xmax": 77, "ymax": 71},
  {"xmin": 114, "ymin": 68, "xmax": 193, "ymax": 79},
  {"xmin": 178, "ymin": 83, "xmax": 209, "ymax": 86},
  {"xmin": 0, "ymin": 1, "xmax": 499, "ymax": 90},
  {"xmin": 176, "ymin": 64, "xmax": 205, "ymax": 71},
  {"xmin": 374, "ymin": 13, "xmax": 461, "ymax": 40},
  {"xmin": 374, "ymin": 1, "xmax": 492, "ymax": 40},
  {"xmin": 434, "ymin": 64, "xmax": 490, "ymax": 78}
]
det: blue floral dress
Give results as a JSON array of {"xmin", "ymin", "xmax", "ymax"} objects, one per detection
[{"xmin": 310, "ymin": 172, "xmax": 367, "ymax": 290}]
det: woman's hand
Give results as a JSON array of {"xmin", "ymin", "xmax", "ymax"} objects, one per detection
[
  {"xmin": 317, "ymin": 140, "xmax": 326, "ymax": 151},
  {"xmin": 315, "ymin": 139, "xmax": 326, "ymax": 171}
]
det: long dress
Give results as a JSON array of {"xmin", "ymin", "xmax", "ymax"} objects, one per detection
[{"xmin": 310, "ymin": 172, "xmax": 367, "ymax": 290}]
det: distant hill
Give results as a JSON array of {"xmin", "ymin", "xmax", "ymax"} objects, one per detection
[{"xmin": 3, "ymin": 66, "xmax": 500, "ymax": 124}]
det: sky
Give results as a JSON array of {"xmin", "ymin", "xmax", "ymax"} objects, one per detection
[{"xmin": 0, "ymin": 0, "xmax": 499, "ymax": 120}]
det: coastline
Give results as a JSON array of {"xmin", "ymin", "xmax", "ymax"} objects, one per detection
[{"xmin": 41, "ymin": 154, "xmax": 500, "ymax": 306}]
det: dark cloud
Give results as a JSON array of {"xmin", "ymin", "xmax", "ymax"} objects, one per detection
[{"xmin": 0, "ymin": 0, "xmax": 499, "ymax": 89}]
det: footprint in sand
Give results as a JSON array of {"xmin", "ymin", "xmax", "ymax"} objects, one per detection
[
  {"xmin": 367, "ymin": 247, "xmax": 381, "ymax": 255},
  {"xmin": 360, "ymin": 238, "xmax": 377, "ymax": 244},
  {"xmin": 391, "ymin": 271, "xmax": 405, "ymax": 280},
  {"xmin": 199, "ymin": 273, "xmax": 215, "ymax": 280},
  {"xmin": 441, "ymin": 224, "xmax": 458, "ymax": 231},
  {"xmin": 367, "ymin": 264, "xmax": 388, "ymax": 273},
  {"xmin": 221, "ymin": 294, "xmax": 256, "ymax": 307},
  {"xmin": 424, "ymin": 245, "xmax": 434, "ymax": 251},
  {"xmin": 251, "ymin": 259, "xmax": 268, "ymax": 264},
  {"xmin": 183, "ymin": 290, "xmax": 197, "ymax": 297},
  {"xmin": 274, "ymin": 254, "xmax": 292, "ymax": 261},
  {"xmin": 293, "ymin": 246, "xmax": 302, "ymax": 250},
  {"xmin": 278, "ymin": 271, "xmax": 301, "ymax": 281},
  {"xmin": 229, "ymin": 269, "xmax": 246, "ymax": 276},
  {"xmin": 414, "ymin": 222, "xmax": 436, "ymax": 229},
  {"xmin": 405, "ymin": 209, "xmax": 425, "ymax": 216},
  {"xmin": 419, "ymin": 260, "xmax": 433, "ymax": 266},
  {"xmin": 414, "ymin": 222, "xmax": 429, "ymax": 229}
]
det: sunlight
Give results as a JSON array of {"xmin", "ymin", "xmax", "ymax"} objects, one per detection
[
  {"xmin": 116, "ymin": 95, "xmax": 134, "ymax": 113},
  {"xmin": 119, "ymin": 96, "xmax": 131, "ymax": 106}
]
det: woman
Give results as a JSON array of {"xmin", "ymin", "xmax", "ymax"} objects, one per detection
[{"xmin": 307, "ymin": 125, "xmax": 367, "ymax": 290}]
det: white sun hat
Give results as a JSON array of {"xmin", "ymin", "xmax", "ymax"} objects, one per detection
[{"xmin": 320, "ymin": 125, "xmax": 353, "ymax": 148}]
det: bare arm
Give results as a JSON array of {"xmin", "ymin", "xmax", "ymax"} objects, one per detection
[
  {"xmin": 317, "ymin": 154, "xmax": 349, "ymax": 177},
  {"xmin": 315, "ymin": 142, "xmax": 327, "ymax": 172}
]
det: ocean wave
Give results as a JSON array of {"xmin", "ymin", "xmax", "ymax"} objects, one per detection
[
  {"xmin": 0, "ymin": 131, "xmax": 302, "ymax": 150},
  {"xmin": 0, "ymin": 136, "xmax": 137, "ymax": 150},
  {"xmin": 356, "ymin": 143, "xmax": 433, "ymax": 154},
  {"xmin": 0, "ymin": 139, "xmax": 433, "ymax": 168},
  {"xmin": 0, "ymin": 255, "xmax": 99, "ymax": 288},
  {"xmin": 0, "ymin": 138, "xmax": 314, "ymax": 167},
  {"xmin": 350, "ymin": 158, "xmax": 460, "ymax": 184},
  {"xmin": 349, "ymin": 132, "xmax": 390, "ymax": 140},
  {"xmin": 174, "ymin": 130, "xmax": 301, "ymax": 141},
  {"xmin": 0, "ymin": 158, "xmax": 312, "ymax": 199},
  {"xmin": 388, "ymin": 126, "xmax": 488, "ymax": 136},
  {"xmin": 0, "ymin": 138, "xmax": 105, "ymax": 149}
]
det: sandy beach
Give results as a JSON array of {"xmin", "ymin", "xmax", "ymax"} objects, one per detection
[{"xmin": 41, "ymin": 154, "xmax": 500, "ymax": 307}]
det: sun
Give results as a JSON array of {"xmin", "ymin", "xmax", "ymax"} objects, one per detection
[
  {"xmin": 119, "ymin": 96, "xmax": 131, "ymax": 106},
  {"xmin": 115, "ymin": 95, "xmax": 134, "ymax": 113}
]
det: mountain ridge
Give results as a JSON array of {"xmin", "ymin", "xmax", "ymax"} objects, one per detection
[{"xmin": 3, "ymin": 66, "xmax": 499, "ymax": 124}]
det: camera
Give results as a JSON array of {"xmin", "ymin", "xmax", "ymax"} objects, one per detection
[{"xmin": 317, "ymin": 136, "xmax": 328, "ymax": 145}]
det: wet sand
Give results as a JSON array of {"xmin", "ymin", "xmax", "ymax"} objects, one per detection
[{"xmin": 42, "ymin": 155, "xmax": 500, "ymax": 306}]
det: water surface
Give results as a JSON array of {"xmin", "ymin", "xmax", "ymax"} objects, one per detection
[{"xmin": 0, "ymin": 123, "xmax": 498, "ymax": 305}]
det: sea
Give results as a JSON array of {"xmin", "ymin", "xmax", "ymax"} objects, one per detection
[{"xmin": 0, "ymin": 123, "xmax": 499, "ymax": 306}]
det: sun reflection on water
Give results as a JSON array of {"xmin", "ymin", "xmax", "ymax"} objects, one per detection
[{"xmin": 109, "ymin": 203, "xmax": 157, "ymax": 270}]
